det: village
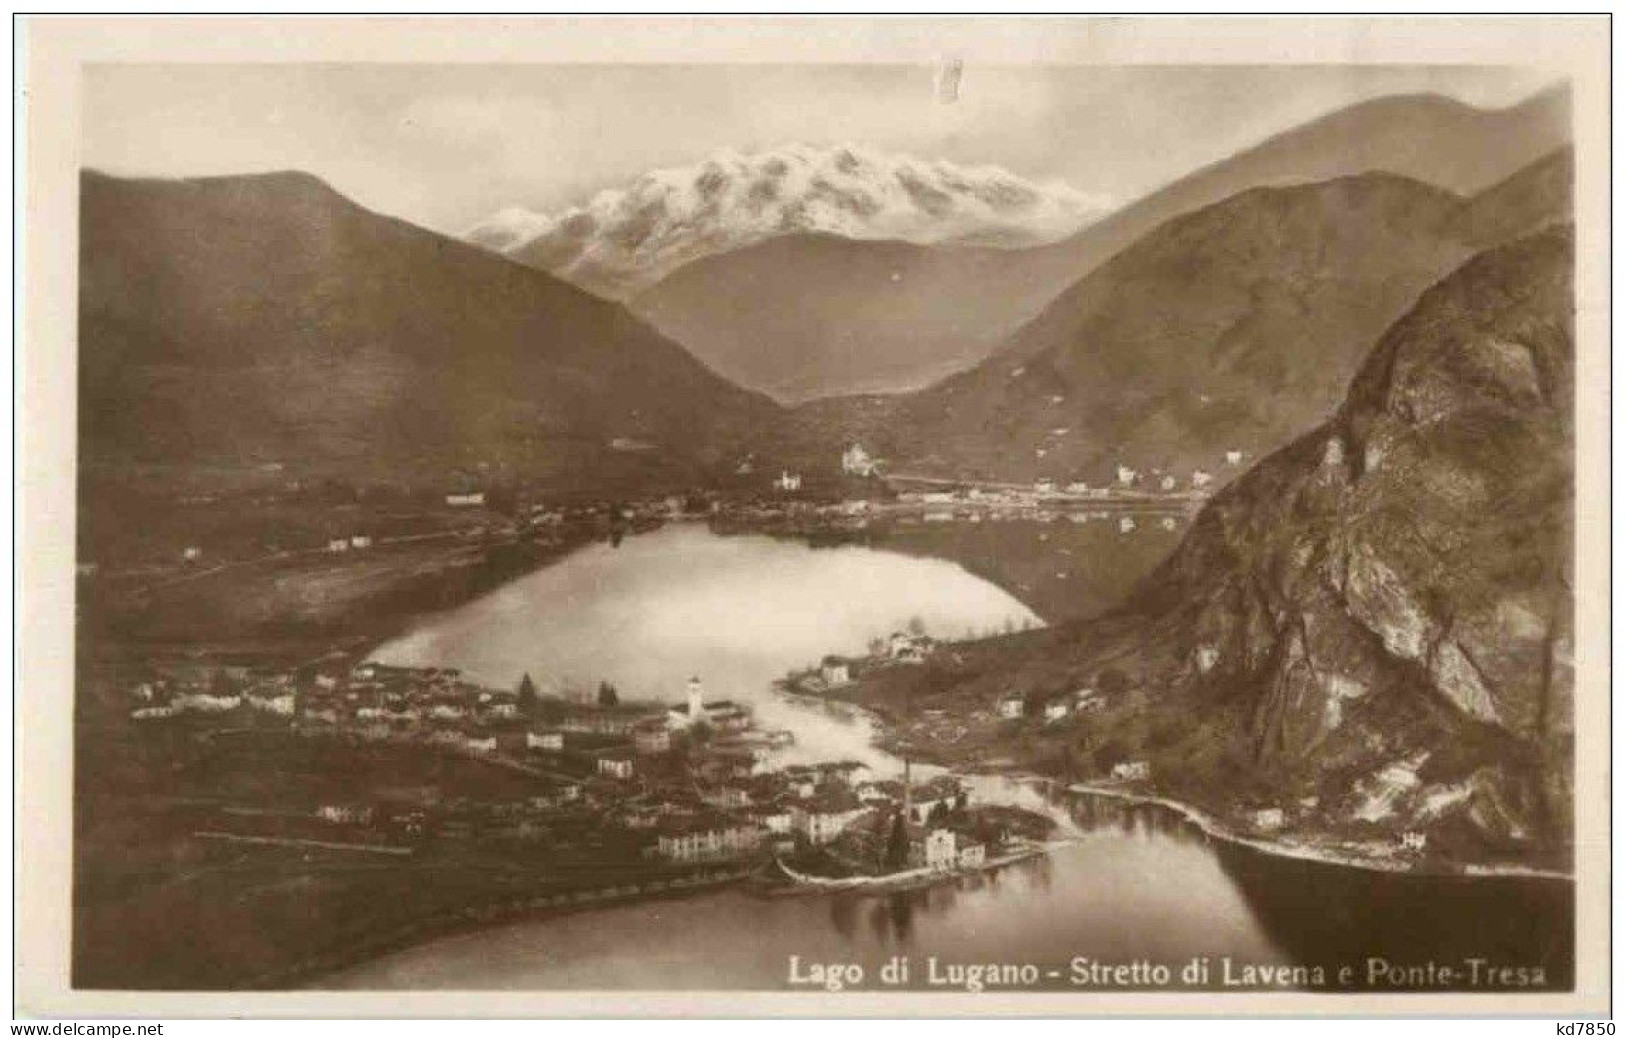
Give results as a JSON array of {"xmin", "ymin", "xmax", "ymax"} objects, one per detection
[
  {"xmin": 780, "ymin": 623, "xmax": 1444, "ymax": 872},
  {"xmin": 121, "ymin": 642, "xmax": 1057, "ymax": 890},
  {"xmin": 78, "ymin": 439, "xmax": 1238, "ymax": 607}
]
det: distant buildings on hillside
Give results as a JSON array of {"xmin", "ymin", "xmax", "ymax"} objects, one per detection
[{"xmin": 842, "ymin": 443, "xmax": 880, "ymax": 477}]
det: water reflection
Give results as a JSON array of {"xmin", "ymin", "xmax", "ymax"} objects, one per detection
[
  {"xmin": 373, "ymin": 522, "xmax": 1038, "ymax": 770},
  {"xmin": 316, "ymin": 788, "xmax": 1573, "ymax": 993},
  {"xmin": 740, "ymin": 512, "xmax": 1188, "ymax": 624},
  {"xmin": 335, "ymin": 525, "xmax": 1574, "ymax": 995},
  {"xmin": 1212, "ymin": 839, "xmax": 1575, "ymax": 991}
]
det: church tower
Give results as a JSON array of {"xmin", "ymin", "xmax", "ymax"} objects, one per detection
[{"xmin": 686, "ymin": 676, "xmax": 704, "ymax": 724}]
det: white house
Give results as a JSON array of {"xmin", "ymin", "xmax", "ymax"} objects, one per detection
[
  {"xmin": 1118, "ymin": 516, "xmax": 1137, "ymax": 534},
  {"xmin": 483, "ymin": 701, "xmax": 519, "ymax": 721},
  {"xmin": 247, "ymin": 691, "xmax": 296, "ymax": 716},
  {"xmin": 820, "ymin": 658, "xmax": 851, "ymax": 687},
  {"xmin": 349, "ymin": 534, "xmax": 374, "ymax": 549},
  {"xmin": 888, "ymin": 631, "xmax": 933, "ymax": 662},
  {"xmin": 1158, "ymin": 475, "xmax": 1177, "ymax": 492},
  {"xmin": 327, "ymin": 538, "xmax": 351, "ymax": 553},
  {"xmin": 957, "ymin": 842, "xmax": 987, "ymax": 868},
  {"xmin": 700, "ymin": 784, "xmax": 751, "ymax": 810},
  {"xmin": 910, "ymin": 827, "xmax": 957, "ymax": 870},
  {"xmin": 1400, "ymin": 831, "xmax": 1428, "ymax": 852},
  {"xmin": 597, "ymin": 756, "xmax": 635, "ymax": 780},
  {"xmin": 1116, "ymin": 465, "xmax": 1139, "ymax": 488},
  {"xmin": 446, "ymin": 491, "xmax": 486, "ymax": 507},
  {"xmin": 774, "ymin": 471, "xmax": 803, "ymax": 492},
  {"xmin": 172, "ymin": 692, "xmax": 242, "ymax": 714},
  {"xmin": 1112, "ymin": 761, "xmax": 1151, "ymax": 782},
  {"xmin": 1253, "ymin": 808, "xmax": 1287, "ymax": 832},
  {"xmin": 526, "ymin": 729, "xmax": 564, "ymax": 752},
  {"xmin": 316, "ymin": 803, "xmax": 375, "ymax": 825},
  {"xmin": 656, "ymin": 818, "xmax": 763, "ymax": 862},
  {"xmin": 182, "ymin": 546, "xmax": 204, "ymax": 562},
  {"xmin": 1043, "ymin": 699, "xmax": 1070, "ymax": 723},
  {"xmin": 1195, "ymin": 645, "xmax": 1222, "ymax": 674},
  {"xmin": 1225, "ymin": 450, "xmax": 1245, "ymax": 466},
  {"xmin": 997, "ymin": 696, "xmax": 1026, "ymax": 720},
  {"xmin": 1191, "ymin": 469, "xmax": 1214, "ymax": 489}
]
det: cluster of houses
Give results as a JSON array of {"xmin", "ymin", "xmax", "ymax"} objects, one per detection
[
  {"xmin": 126, "ymin": 638, "xmax": 1050, "ymax": 880},
  {"xmin": 842, "ymin": 443, "xmax": 881, "ymax": 478},
  {"xmin": 127, "ymin": 663, "xmax": 298, "ymax": 721},
  {"xmin": 995, "ymin": 684, "xmax": 1108, "ymax": 725},
  {"xmin": 648, "ymin": 767, "xmax": 984, "ymax": 873},
  {"xmin": 128, "ymin": 659, "xmax": 970, "ymax": 869},
  {"xmin": 797, "ymin": 628, "xmax": 939, "ymax": 697},
  {"xmin": 883, "ymin": 448, "xmax": 1251, "ymax": 509},
  {"xmin": 754, "ymin": 444, "xmax": 883, "ymax": 498}
]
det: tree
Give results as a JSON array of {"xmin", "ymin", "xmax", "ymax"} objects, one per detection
[
  {"xmin": 517, "ymin": 672, "xmax": 538, "ymax": 715},
  {"xmin": 882, "ymin": 812, "xmax": 910, "ymax": 871},
  {"xmin": 597, "ymin": 681, "xmax": 619, "ymax": 708},
  {"xmin": 906, "ymin": 615, "xmax": 927, "ymax": 637},
  {"xmin": 926, "ymin": 801, "xmax": 950, "ymax": 827},
  {"xmin": 1097, "ymin": 667, "xmax": 1131, "ymax": 697}
]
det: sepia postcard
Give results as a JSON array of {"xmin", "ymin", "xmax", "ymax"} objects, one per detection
[{"xmin": 14, "ymin": 15, "xmax": 1612, "ymax": 1018}]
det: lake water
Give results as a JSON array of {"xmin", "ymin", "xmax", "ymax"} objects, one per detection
[
  {"xmin": 339, "ymin": 521, "xmax": 1574, "ymax": 993},
  {"xmin": 372, "ymin": 522, "xmax": 1039, "ymax": 766}
]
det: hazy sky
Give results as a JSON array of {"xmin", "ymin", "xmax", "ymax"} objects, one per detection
[{"xmin": 83, "ymin": 63, "xmax": 1559, "ymax": 236}]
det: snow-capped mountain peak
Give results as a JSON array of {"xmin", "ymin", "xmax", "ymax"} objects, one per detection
[{"xmin": 465, "ymin": 143, "xmax": 1113, "ymax": 298}]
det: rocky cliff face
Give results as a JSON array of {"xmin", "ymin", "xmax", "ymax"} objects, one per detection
[
  {"xmin": 858, "ymin": 227, "xmax": 1577, "ymax": 870},
  {"xmin": 1115, "ymin": 226, "xmax": 1574, "ymax": 864}
]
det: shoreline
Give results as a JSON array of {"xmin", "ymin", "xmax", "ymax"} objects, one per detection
[
  {"xmin": 766, "ymin": 840, "xmax": 1058, "ymax": 896},
  {"xmin": 777, "ymin": 680, "xmax": 1575, "ymax": 885},
  {"xmin": 254, "ymin": 864, "xmax": 758, "ymax": 992},
  {"xmin": 85, "ymin": 520, "xmax": 1571, "ymax": 992},
  {"xmin": 1057, "ymin": 780, "xmax": 1574, "ymax": 883}
]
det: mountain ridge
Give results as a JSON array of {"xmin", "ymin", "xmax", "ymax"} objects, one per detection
[
  {"xmin": 78, "ymin": 168, "xmax": 780, "ymax": 486},
  {"xmin": 469, "ymin": 142, "xmax": 1112, "ymax": 300},
  {"xmin": 794, "ymin": 149, "xmax": 1571, "ymax": 484},
  {"xmin": 845, "ymin": 224, "xmax": 1575, "ymax": 869},
  {"xmin": 621, "ymin": 88, "xmax": 1572, "ymax": 401}
]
